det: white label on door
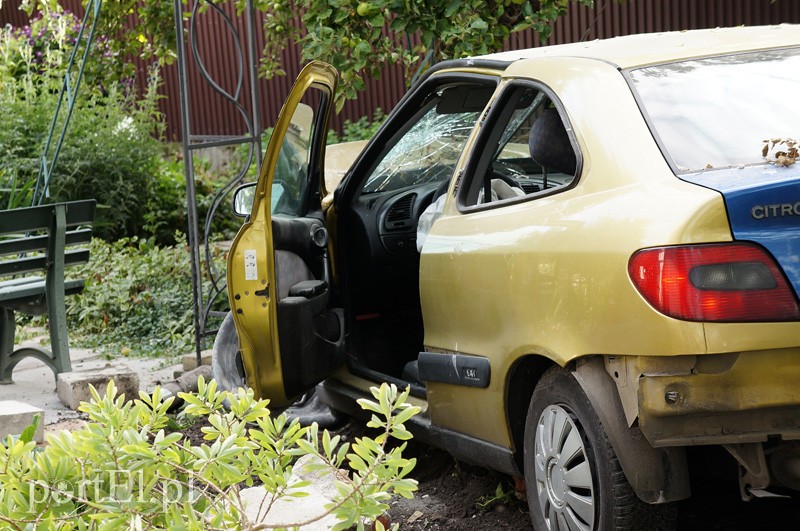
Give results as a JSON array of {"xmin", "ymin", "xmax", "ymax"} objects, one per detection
[{"xmin": 244, "ymin": 250, "xmax": 258, "ymax": 281}]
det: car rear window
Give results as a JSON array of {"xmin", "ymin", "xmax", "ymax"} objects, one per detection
[{"xmin": 629, "ymin": 47, "xmax": 800, "ymax": 173}]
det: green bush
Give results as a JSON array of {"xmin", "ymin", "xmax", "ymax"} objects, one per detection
[
  {"xmin": 0, "ymin": 10, "xmax": 165, "ymax": 241},
  {"xmin": 144, "ymin": 151, "xmax": 244, "ymax": 247},
  {"xmin": 64, "ymin": 236, "xmax": 221, "ymax": 359},
  {"xmin": 0, "ymin": 379, "xmax": 419, "ymax": 530}
]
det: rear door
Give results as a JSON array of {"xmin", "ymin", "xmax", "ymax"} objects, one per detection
[{"xmin": 227, "ymin": 61, "xmax": 344, "ymax": 407}]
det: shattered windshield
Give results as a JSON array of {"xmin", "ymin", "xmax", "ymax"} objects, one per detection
[
  {"xmin": 629, "ymin": 47, "xmax": 800, "ymax": 172},
  {"xmin": 362, "ymin": 104, "xmax": 480, "ymax": 193}
]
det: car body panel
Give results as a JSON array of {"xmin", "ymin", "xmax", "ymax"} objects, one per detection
[
  {"xmin": 636, "ymin": 348, "xmax": 800, "ymax": 446},
  {"xmin": 683, "ymin": 165, "xmax": 800, "ymax": 298},
  {"xmin": 480, "ymin": 24, "xmax": 800, "ymax": 69}
]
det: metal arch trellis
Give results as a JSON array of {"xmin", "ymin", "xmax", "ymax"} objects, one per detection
[
  {"xmin": 33, "ymin": 0, "xmax": 103, "ymax": 205},
  {"xmin": 173, "ymin": 0, "xmax": 263, "ymax": 363}
]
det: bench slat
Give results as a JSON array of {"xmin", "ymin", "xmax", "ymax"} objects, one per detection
[
  {"xmin": 0, "ymin": 228, "xmax": 93, "ymax": 257},
  {"xmin": 0, "ymin": 278, "xmax": 85, "ymax": 303},
  {"xmin": 0, "ymin": 200, "xmax": 95, "ymax": 235},
  {"xmin": 0, "ymin": 199, "xmax": 96, "ymax": 383},
  {"xmin": 0, "ymin": 249, "xmax": 90, "ymax": 277}
]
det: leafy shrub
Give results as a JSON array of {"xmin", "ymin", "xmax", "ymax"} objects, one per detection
[
  {"xmin": 0, "ymin": 9, "xmax": 165, "ymax": 240},
  {"xmin": 144, "ymin": 150, "xmax": 245, "ymax": 247},
  {"xmin": 143, "ymin": 152, "xmax": 190, "ymax": 246},
  {"xmin": 0, "ymin": 379, "xmax": 419, "ymax": 530},
  {"xmin": 64, "ymin": 236, "xmax": 224, "ymax": 358}
]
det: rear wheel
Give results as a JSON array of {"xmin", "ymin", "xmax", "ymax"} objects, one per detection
[
  {"xmin": 524, "ymin": 366, "xmax": 674, "ymax": 530},
  {"xmin": 211, "ymin": 312, "xmax": 246, "ymax": 393}
]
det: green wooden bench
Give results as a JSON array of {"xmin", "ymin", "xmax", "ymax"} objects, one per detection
[{"xmin": 0, "ymin": 200, "xmax": 96, "ymax": 384}]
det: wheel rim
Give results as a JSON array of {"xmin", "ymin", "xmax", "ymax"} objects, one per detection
[{"xmin": 534, "ymin": 404, "xmax": 595, "ymax": 531}]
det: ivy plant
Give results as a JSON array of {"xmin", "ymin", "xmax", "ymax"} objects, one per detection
[
  {"xmin": 18, "ymin": 0, "xmax": 595, "ymax": 108},
  {"xmin": 0, "ymin": 378, "xmax": 420, "ymax": 530},
  {"xmin": 273, "ymin": 0, "xmax": 595, "ymax": 107}
]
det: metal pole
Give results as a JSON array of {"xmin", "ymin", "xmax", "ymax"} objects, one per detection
[
  {"xmin": 245, "ymin": 0, "xmax": 263, "ymax": 172},
  {"xmin": 174, "ymin": 0, "xmax": 205, "ymax": 365}
]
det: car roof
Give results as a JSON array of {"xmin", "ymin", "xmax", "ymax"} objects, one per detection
[{"xmin": 478, "ymin": 24, "xmax": 800, "ymax": 69}]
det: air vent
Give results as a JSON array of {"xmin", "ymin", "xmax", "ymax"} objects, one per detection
[{"xmin": 384, "ymin": 193, "xmax": 416, "ymax": 231}]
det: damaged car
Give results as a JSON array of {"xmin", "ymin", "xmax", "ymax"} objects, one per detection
[{"xmin": 214, "ymin": 24, "xmax": 800, "ymax": 530}]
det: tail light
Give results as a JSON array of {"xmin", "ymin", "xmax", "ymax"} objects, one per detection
[{"xmin": 628, "ymin": 243, "xmax": 800, "ymax": 322}]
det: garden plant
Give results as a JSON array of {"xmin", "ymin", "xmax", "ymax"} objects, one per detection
[{"xmin": 0, "ymin": 379, "xmax": 419, "ymax": 530}]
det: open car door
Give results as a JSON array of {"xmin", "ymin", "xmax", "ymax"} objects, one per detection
[{"xmin": 226, "ymin": 61, "xmax": 344, "ymax": 407}]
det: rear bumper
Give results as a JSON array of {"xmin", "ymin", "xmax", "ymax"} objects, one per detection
[{"xmin": 635, "ymin": 349, "xmax": 800, "ymax": 446}]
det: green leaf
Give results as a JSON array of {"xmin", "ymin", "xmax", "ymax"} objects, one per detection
[
  {"xmin": 19, "ymin": 414, "xmax": 41, "ymax": 444},
  {"xmin": 444, "ymin": 0, "xmax": 461, "ymax": 17},
  {"xmin": 368, "ymin": 13, "xmax": 386, "ymax": 27},
  {"xmin": 470, "ymin": 18, "xmax": 489, "ymax": 31}
]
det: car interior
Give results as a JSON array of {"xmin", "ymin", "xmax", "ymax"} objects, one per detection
[{"xmin": 334, "ymin": 78, "xmax": 579, "ymax": 395}]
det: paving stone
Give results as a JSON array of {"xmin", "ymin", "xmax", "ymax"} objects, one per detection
[
  {"xmin": 56, "ymin": 368, "xmax": 139, "ymax": 410},
  {"xmin": 241, "ymin": 454, "xmax": 341, "ymax": 529},
  {"xmin": 0, "ymin": 400, "xmax": 45, "ymax": 442},
  {"xmin": 182, "ymin": 350, "xmax": 213, "ymax": 371}
]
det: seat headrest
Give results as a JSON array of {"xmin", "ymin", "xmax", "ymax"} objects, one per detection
[{"xmin": 528, "ymin": 108, "xmax": 577, "ymax": 176}]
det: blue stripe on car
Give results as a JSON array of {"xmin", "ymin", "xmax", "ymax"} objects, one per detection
[{"xmin": 682, "ymin": 165, "xmax": 800, "ymax": 297}]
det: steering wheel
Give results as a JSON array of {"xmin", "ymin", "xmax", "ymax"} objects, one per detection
[{"xmin": 488, "ymin": 162, "xmax": 526, "ymax": 191}]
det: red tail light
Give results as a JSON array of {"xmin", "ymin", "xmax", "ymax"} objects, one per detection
[{"xmin": 628, "ymin": 243, "xmax": 800, "ymax": 322}]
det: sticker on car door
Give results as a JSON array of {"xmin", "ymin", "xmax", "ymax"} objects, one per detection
[{"xmin": 244, "ymin": 249, "xmax": 258, "ymax": 281}]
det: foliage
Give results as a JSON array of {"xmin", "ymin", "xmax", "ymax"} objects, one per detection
[
  {"xmin": 0, "ymin": 8, "xmax": 241, "ymax": 245},
  {"xmin": 763, "ymin": 138, "xmax": 798, "ymax": 167},
  {"xmin": 144, "ymin": 149, "xmax": 243, "ymax": 246},
  {"xmin": 19, "ymin": 0, "xmax": 594, "ymax": 108},
  {"xmin": 20, "ymin": 0, "xmax": 178, "ymax": 80},
  {"xmin": 0, "ymin": 379, "xmax": 419, "ymax": 530},
  {"xmin": 1, "ymin": 9, "xmax": 125, "ymax": 93},
  {"xmin": 63, "ymin": 235, "xmax": 224, "ymax": 359},
  {"xmin": 265, "ymin": 0, "xmax": 595, "ymax": 108},
  {"xmin": 476, "ymin": 482, "xmax": 518, "ymax": 511},
  {"xmin": 0, "ymin": 10, "xmax": 167, "ymax": 240}
]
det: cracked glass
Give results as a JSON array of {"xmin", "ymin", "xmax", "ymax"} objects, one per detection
[{"xmin": 362, "ymin": 104, "xmax": 480, "ymax": 194}]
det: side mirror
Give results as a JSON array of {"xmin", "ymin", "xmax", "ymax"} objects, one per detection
[{"xmin": 232, "ymin": 183, "xmax": 256, "ymax": 217}]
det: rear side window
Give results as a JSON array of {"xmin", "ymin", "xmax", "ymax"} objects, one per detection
[
  {"xmin": 457, "ymin": 82, "xmax": 579, "ymax": 209},
  {"xmin": 629, "ymin": 47, "xmax": 800, "ymax": 173}
]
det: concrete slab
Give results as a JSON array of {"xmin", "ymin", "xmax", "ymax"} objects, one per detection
[
  {"xmin": 241, "ymin": 454, "xmax": 342, "ymax": 530},
  {"xmin": 56, "ymin": 368, "xmax": 140, "ymax": 410},
  {"xmin": 182, "ymin": 349, "xmax": 212, "ymax": 371},
  {"xmin": 0, "ymin": 400, "xmax": 44, "ymax": 442},
  {"xmin": 0, "ymin": 337, "xmax": 181, "ymax": 426}
]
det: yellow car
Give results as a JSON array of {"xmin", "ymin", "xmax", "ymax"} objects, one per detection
[{"xmin": 215, "ymin": 25, "xmax": 800, "ymax": 530}]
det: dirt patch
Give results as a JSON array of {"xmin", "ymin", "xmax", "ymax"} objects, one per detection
[
  {"xmin": 386, "ymin": 440, "xmax": 531, "ymax": 530},
  {"xmin": 44, "ymin": 416, "xmax": 88, "ymax": 436},
  {"xmin": 328, "ymin": 420, "xmax": 532, "ymax": 530}
]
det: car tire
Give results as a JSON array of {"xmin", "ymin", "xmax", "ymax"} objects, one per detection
[
  {"xmin": 524, "ymin": 366, "xmax": 675, "ymax": 531},
  {"xmin": 211, "ymin": 312, "xmax": 246, "ymax": 393}
]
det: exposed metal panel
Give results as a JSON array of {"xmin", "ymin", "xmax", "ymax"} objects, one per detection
[{"xmin": 2, "ymin": 0, "xmax": 799, "ymax": 140}]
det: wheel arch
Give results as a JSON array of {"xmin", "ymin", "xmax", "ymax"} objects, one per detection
[
  {"xmin": 505, "ymin": 354, "xmax": 691, "ymax": 503},
  {"xmin": 571, "ymin": 356, "xmax": 690, "ymax": 503},
  {"xmin": 506, "ymin": 354, "xmax": 555, "ymax": 474}
]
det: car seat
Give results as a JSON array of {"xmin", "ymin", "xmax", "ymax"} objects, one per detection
[{"xmin": 528, "ymin": 108, "xmax": 577, "ymax": 177}]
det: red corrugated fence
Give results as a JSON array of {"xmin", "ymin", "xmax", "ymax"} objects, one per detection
[{"xmin": 2, "ymin": 0, "xmax": 799, "ymax": 140}]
